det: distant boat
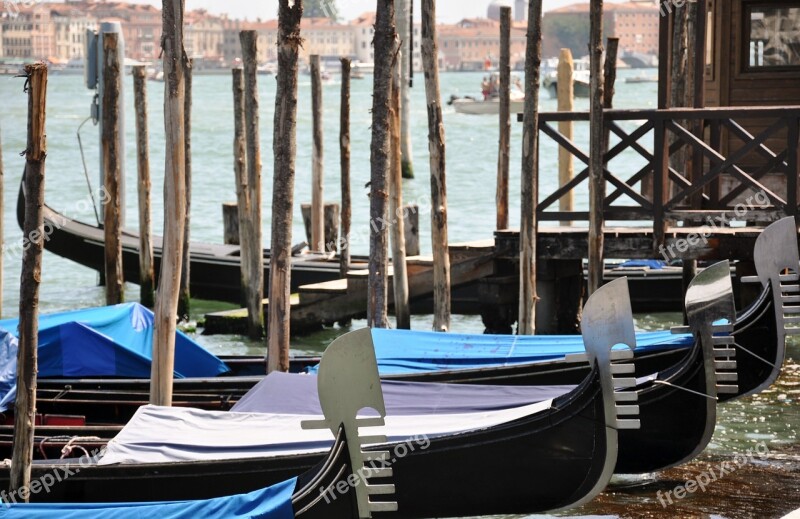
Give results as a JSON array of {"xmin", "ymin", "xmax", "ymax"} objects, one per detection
[
  {"xmin": 542, "ymin": 57, "xmax": 591, "ymax": 98},
  {"xmin": 449, "ymin": 72, "xmax": 526, "ymax": 114},
  {"xmin": 626, "ymin": 75, "xmax": 659, "ymax": 84},
  {"xmin": 621, "ymin": 51, "xmax": 659, "ymax": 69},
  {"xmin": 449, "ymin": 95, "xmax": 526, "ymax": 115}
]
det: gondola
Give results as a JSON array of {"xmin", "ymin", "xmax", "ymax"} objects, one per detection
[
  {"xmin": 207, "ymin": 261, "xmax": 740, "ymax": 476},
  {"xmin": 16, "ymin": 179, "xmax": 362, "ymax": 304},
  {"xmin": 5, "ymin": 217, "xmax": 792, "ymax": 436},
  {"xmin": 0, "ymin": 325, "xmax": 405, "ymax": 519},
  {"xmin": 1, "ymin": 427, "xmax": 362, "ymax": 518},
  {"xmin": 0, "ymin": 280, "xmax": 638, "ymax": 517}
]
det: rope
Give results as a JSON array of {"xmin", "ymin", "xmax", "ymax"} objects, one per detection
[
  {"xmin": 76, "ymin": 116, "xmax": 101, "ymax": 225},
  {"xmin": 733, "ymin": 341, "xmax": 781, "ymax": 370},
  {"xmin": 60, "ymin": 436, "xmax": 104, "ymax": 460},
  {"xmin": 653, "ymin": 379, "xmax": 716, "ymax": 400}
]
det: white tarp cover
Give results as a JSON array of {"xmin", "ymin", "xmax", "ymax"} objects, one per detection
[{"xmin": 98, "ymin": 399, "xmax": 554, "ymax": 465}]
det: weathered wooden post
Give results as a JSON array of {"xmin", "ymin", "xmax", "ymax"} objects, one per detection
[
  {"xmin": 391, "ymin": 55, "xmax": 411, "ymax": 330},
  {"xmin": 396, "ymin": 0, "xmax": 414, "ymax": 179},
  {"xmin": 132, "ymin": 65, "xmax": 155, "ymax": 308},
  {"xmin": 178, "ymin": 58, "xmax": 193, "ymax": 320},
  {"xmin": 403, "ymin": 204, "xmax": 420, "ymax": 256},
  {"xmin": 150, "ymin": 0, "xmax": 187, "ymax": 407},
  {"xmin": 231, "ymin": 67, "xmax": 258, "ymax": 335},
  {"xmin": 10, "ymin": 61, "xmax": 47, "ymax": 499},
  {"xmin": 519, "ymin": 0, "xmax": 543, "ymax": 335},
  {"xmin": 102, "ymin": 32, "xmax": 123, "ymax": 306},
  {"xmin": 557, "ymin": 48, "xmax": 574, "ymax": 226},
  {"xmin": 0, "ymin": 124, "xmax": 4, "ymax": 317},
  {"xmin": 603, "ymin": 38, "xmax": 619, "ymax": 150},
  {"xmin": 268, "ymin": 0, "xmax": 303, "ymax": 373},
  {"xmin": 310, "ymin": 54, "xmax": 325, "ymax": 252},
  {"xmin": 496, "ymin": 6, "xmax": 511, "ymax": 230},
  {"xmin": 367, "ymin": 0, "xmax": 397, "ymax": 329},
  {"xmin": 339, "ymin": 57, "xmax": 352, "ymax": 279},
  {"xmin": 587, "ymin": 0, "xmax": 605, "ymax": 296},
  {"xmin": 222, "ymin": 202, "xmax": 239, "ymax": 245},
  {"xmin": 240, "ymin": 30, "xmax": 263, "ymax": 339},
  {"xmin": 421, "ymin": 0, "xmax": 451, "ymax": 332}
]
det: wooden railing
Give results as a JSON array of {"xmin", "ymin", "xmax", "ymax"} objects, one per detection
[{"xmin": 536, "ymin": 107, "xmax": 800, "ymax": 245}]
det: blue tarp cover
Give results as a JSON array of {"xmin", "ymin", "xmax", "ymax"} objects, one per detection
[
  {"xmin": 307, "ymin": 328, "xmax": 694, "ymax": 376},
  {"xmin": 0, "ymin": 476, "xmax": 297, "ymax": 519},
  {"xmin": 0, "ymin": 303, "xmax": 229, "ymax": 411}
]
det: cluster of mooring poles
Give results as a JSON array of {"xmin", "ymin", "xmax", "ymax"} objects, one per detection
[{"xmin": 7, "ymin": 0, "xmax": 641, "ymax": 498}]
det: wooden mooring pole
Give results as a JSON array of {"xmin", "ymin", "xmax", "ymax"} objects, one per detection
[
  {"xmin": 0, "ymin": 124, "xmax": 5, "ymax": 317},
  {"xmin": 557, "ymin": 48, "xmax": 574, "ymax": 226},
  {"xmin": 368, "ymin": 0, "xmax": 397, "ymax": 329},
  {"xmin": 396, "ymin": 0, "xmax": 414, "ymax": 179},
  {"xmin": 231, "ymin": 68, "xmax": 256, "ymax": 330},
  {"xmin": 102, "ymin": 32, "xmax": 123, "ymax": 306},
  {"xmin": 391, "ymin": 55, "xmax": 411, "ymax": 330},
  {"xmin": 310, "ymin": 55, "xmax": 325, "ymax": 253},
  {"xmin": 496, "ymin": 6, "xmax": 511, "ymax": 231},
  {"xmin": 150, "ymin": 0, "xmax": 187, "ymax": 407},
  {"xmin": 339, "ymin": 57, "xmax": 352, "ymax": 279},
  {"xmin": 603, "ymin": 38, "xmax": 619, "ymax": 150},
  {"xmin": 132, "ymin": 65, "xmax": 155, "ymax": 308},
  {"xmin": 10, "ymin": 61, "xmax": 47, "ymax": 499},
  {"xmin": 519, "ymin": 0, "xmax": 543, "ymax": 335},
  {"xmin": 268, "ymin": 0, "xmax": 302, "ymax": 373},
  {"xmin": 587, "ymin": 0, "xmax": 605, "ymax": 296},
  {"xmin": 178, "ymin": 58, "xmax": 192, "ymax": 320},
  {"xmin": 240, "ymin": 30, "xmax": 263, "ymax": 339},
  {"xmin": 421, "ymin": 0, "xmax": 451, "ymax": 332}
]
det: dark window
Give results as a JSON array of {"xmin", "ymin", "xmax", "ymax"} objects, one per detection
[{"xmin": 745, "ymin": 2, "xmax": 800, "ymax": 70}]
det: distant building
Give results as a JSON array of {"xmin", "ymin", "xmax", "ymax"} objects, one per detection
[
  {"xmin": 439, "ymin": 18, "xmax": 526, "ymax": 71},
  {"xmin": 1, "ymin": 3, "xmax": 55, "ymax": 59},
  {"xmin": 185, "ymin": 9, "xmax": 225, "ymax": 66},
  {"xmin": 543, "ymin": 1, "xmax": 660, "ymax": 59},
  {"xmin": 514, "ymin": 0, "xmax": 528, "ymax": 22},
  {"xmin": 487, "ymin": 0, "xmax": 513, "ymax": 22},
  {"xmin": 51, "ymin": 5, "xmax": 96, "ymax": 61}
]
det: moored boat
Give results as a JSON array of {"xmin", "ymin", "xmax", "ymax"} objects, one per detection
[{"xmin": 0, "ymin": 281, "xmax": 638, "ymax": 517}]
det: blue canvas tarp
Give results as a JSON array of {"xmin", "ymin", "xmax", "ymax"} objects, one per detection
[
  {"xmin": 0, "ymin": 303, "xmax": 229, "ymax": 411},
  {"xmin": 0, "ymin": 476, "xmax": 297, "ymax": 519},
  {"xmin": 308, "ymin": 328, "xmax": 694, "ymax": 376}
]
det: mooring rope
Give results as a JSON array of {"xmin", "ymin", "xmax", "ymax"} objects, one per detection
[
  {"xmin": 76, "ymin": 116, "xmax": 102, "ymax": 225},
  {"xmin": 652, "ymin": 379, "xmax": 716, "ymax": 400}
]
